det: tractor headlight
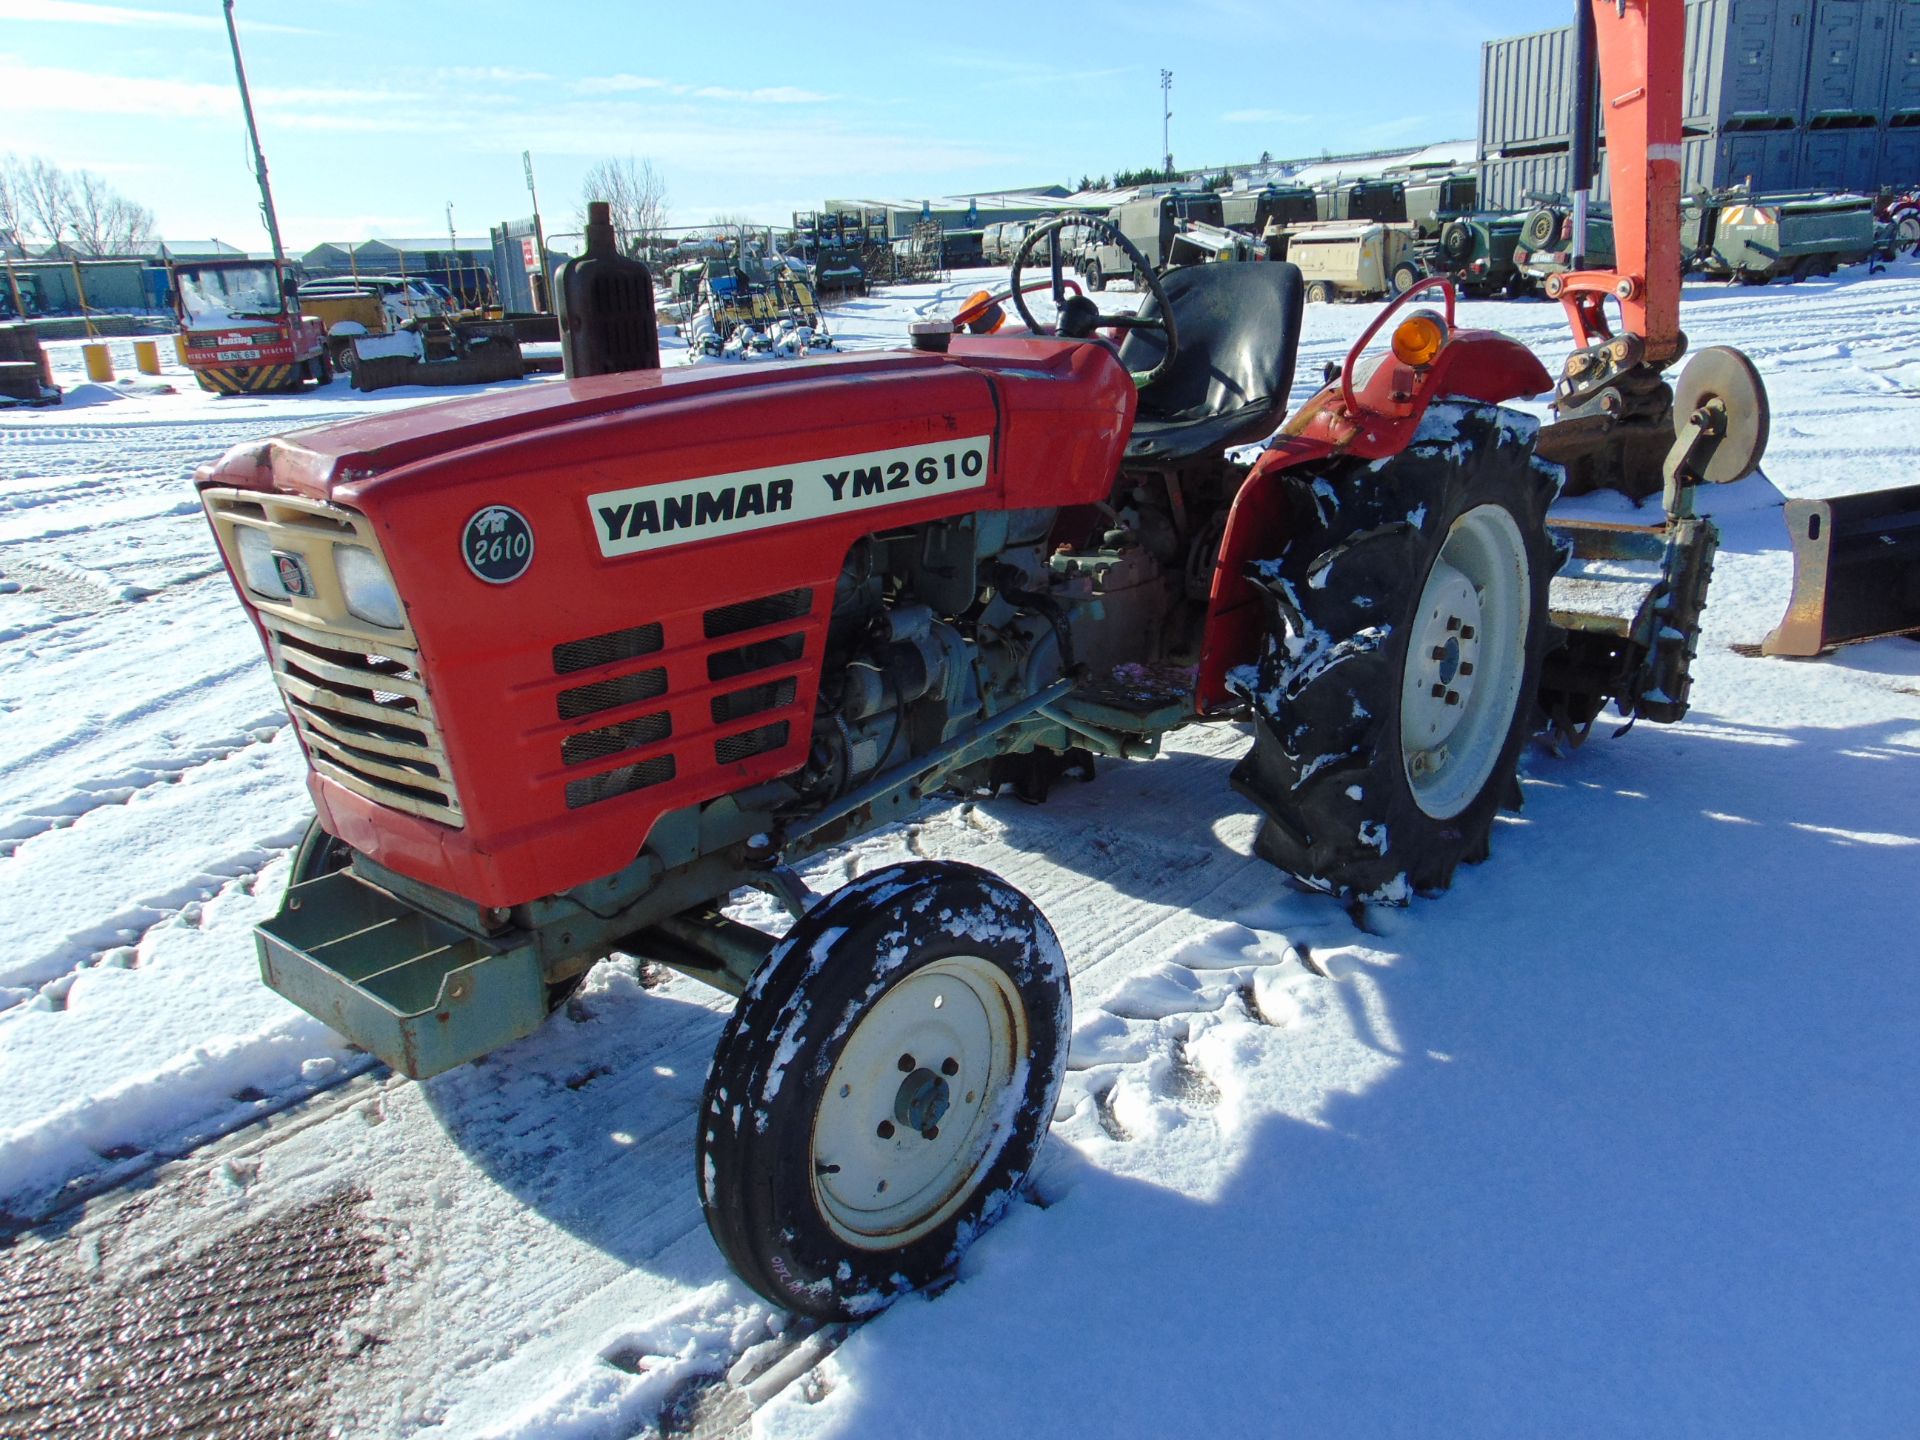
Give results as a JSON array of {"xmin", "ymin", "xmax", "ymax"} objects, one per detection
[
  {"xmin": 235, "ymin": 525, "xmax": 290, "ymax": 600},
  {"xmin": 334, "ymin": 544, "xmax": 405, "ymax": 629},
  {"xmin": 1391, "ymin": 310, "xmax": 1449, "ymax": 369}
]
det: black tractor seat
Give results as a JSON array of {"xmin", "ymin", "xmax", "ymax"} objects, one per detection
[{"xmin": 1115, "ymin": 261, "xmax": 1304, "ymax": 464}]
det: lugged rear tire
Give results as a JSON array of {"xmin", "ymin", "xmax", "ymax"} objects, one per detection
[{"xmin": 1231, "ymin": 402, "xmax": 1560, "ymax": 902}]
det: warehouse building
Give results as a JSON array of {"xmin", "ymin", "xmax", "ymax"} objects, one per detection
[
  {"xmin": 817, "ymin": 190, "xmax": 1109, "ymax": 241},
  {"xmin": 1479, "ymin": 0, "xmax": 1920, "ymax": 209}
]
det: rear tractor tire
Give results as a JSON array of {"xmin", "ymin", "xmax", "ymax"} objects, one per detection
[
  {"xmin": 697, "ymin": 862, "xmax": 1070, "ymax": 1318},
  {"xmin": 1231, "ymin": 401, "xmax": 1559, "ymax": 903}
]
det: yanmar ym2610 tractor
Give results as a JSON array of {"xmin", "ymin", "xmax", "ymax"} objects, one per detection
[{"xmin": 197, "ymin": 1, "xmax": 1772, "ymax": 1318}]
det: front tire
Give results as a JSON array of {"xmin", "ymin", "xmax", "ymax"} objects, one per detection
[
  {"xmin": 697, "ymin": 862, "xmax": 1070, "ymax": 1318},
  {"xmin": 1306, "ymin": 280, "xmax": 1335, "ymax": 303},
  {"xmin": 1085, "ymin": 260, "xmax": 1105, "ymax": 292},
  {"xmin": 1391, "ymin": 262, "xmax": 1422, "ymax": 295},
  {"xmin": 1231, "ymin": 402, "xmax": 1559, "ymax": 902}
]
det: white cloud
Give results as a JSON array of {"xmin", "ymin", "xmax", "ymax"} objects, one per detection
[
  {"xmin": 0, "ymin": 0, "xmax": 314, "ymax": 34},
  {"xmin": 690, "ymin": 85, "xmax": 835, "ymax": 104},
  {"xmin": 1221, "ymin": 109, "xmax": 1313, "ymax": 126},
  {"xmin": 573, "ymin": 74, "xmax": 834, "ymax": 103},
  {"xmin": 0, "ymin": 61, "xmax": 420, "ymax": 119},
  {"xmin": 572, "ymin": 74, "xmax": 673, "ymax": 96},
  {"xmin": 436, "ymin": 66, "xmax": 552, "ymax": 85}
]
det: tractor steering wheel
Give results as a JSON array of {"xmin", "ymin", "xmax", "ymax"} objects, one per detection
[{"xmin": 1009, "ymin": 216, "xmax": 1179, "ymax": 390}]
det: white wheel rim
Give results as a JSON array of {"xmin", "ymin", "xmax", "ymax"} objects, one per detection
[
  {"xmin": 1399, "ymin": 504, "xmax": 1531, "ymax": 820},
  {"xmin": 810, "ymin": 955, "xmax": 1027, "ymax": 1250}
]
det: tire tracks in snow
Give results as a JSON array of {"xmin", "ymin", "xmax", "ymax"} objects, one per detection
[{"xmin": 0, "ymin": 712, "xmax": 288, "ymax": 862}]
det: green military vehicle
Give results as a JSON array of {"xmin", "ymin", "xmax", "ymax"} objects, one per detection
[
  {"xmin": 1513, "ymin": 200, "xmax": 1616, "ymax": 281},
  {"xmin": 1682, "ymin": 191, "xmax": 1878, "ymax": 283},
  {"xmin": 1401, "ymin": 172, "xmax": 1480, "ymax": 237},
  {"xmin": 1408, "ymin": 212, "xmax": 1531, "ymax": 297},
  {"xmin": 1079, "ymin": 190, "xmax": 1224, "ymax": 289},
  {"xmin": 1220, "ymin": 184, "xmax": 1318, "ymax": 254}
]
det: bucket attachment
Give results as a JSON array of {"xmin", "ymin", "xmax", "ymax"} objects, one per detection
[{"xmin": 1762, "ymin": 485, "xmax": 1920, "ymax": 656}]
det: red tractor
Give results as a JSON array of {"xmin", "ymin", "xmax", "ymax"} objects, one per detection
[{"xmin": 197, "ymin": 1, "xmax": 1769, "ymax": 1318}]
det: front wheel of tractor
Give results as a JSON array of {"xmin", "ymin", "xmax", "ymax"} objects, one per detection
[
  {"xmin": 697, "ymin": 861, "xmax": 1070, "ymax": 1319},
  {"xmin": 1231, "ymin": 401, "xmax": 1559, "ymax": 903}
]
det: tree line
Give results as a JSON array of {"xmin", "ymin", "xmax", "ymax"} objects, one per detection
[{"xmin": 0, "ymin": 155, "xmax": 157, "ymax": 258}]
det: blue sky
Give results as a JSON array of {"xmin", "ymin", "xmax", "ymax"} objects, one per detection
[{"xmin": 1, "ymin": 0, "xmax": 1551, "ymax": 249}]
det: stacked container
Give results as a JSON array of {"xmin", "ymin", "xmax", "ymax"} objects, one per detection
[{"xmin": 1479, "ymin": 0, "xmax": 1920, "ymax": 209}]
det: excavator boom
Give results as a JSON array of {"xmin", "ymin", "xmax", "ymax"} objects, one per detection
[{"xmin": 1555, "ymin": 0, "xmax": 1686, "ymax": 363}]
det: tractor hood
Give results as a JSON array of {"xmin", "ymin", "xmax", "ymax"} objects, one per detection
[{"xmin": 197, "ymin": 350, "xmax": 963, "ymax": 499}]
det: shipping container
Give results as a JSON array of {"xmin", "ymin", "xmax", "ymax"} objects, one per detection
[
  {"xmin": 1482, "ymin": 136, "xmax": 1733, "ymax": 212},
  {"xmin": 1717, "ymin": 124, "xmax": 1804, "ymax": 189},
  {"xmin": 1882, "ymin": 110, "xmax": 1920, "ymax": 177},
  {"xmin": 1802, "ymin": 117, "xmax": 1883, "ymax": 187},
  {"xmin": 1480, "ymin": 151, "xmax": 1574, "ymax": 212},
  {"xmin": 1885, "ymin": 0, "xmax": 1920, "ymax": 112},
  {"xmin": 1483, "ymin": 2, "xmax": 1820, "ymax": 153},
  {"xmin": 1480, "ymin": 25, "xmax": 1582, "ymax": 149},
  {"xmin": 1803, "ymin": 0, "xmax": 1895, "ymax": 117},
  {"xmin": 1685, "ymin": 0, "xmax": 1814, "ymax": 126}
]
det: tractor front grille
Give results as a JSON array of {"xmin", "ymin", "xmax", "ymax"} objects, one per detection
[
  {"xmin": 553, "ymin": 622, "xmax": 663, "ymax": 675},
  {"xmin": 710, "ymin": 677, "xmax": 797, "ymax": 725},
  {"xmin": 201, "ymin": 489, "xmax": 463, "ymax": 828},
  {"xmin": 549, "ymin": 588, "xmax": 816, "ymax": 809},
  {"xmin": 714, "ymin": 722, "xmax": 790, "ymax": 765},
  {"xmin": 704, "ymin": 588, "xmax": 813, "ymax": 638}
]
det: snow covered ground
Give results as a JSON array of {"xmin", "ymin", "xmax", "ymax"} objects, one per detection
[{"xmin": 2, "ymin": 266, "xmax": 1917, "ymax": 1438}]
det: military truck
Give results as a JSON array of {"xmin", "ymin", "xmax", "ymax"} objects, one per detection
[
  {"xmin": 1315, "ymin": 178, "xmax": 1406, "ymax": 224},
  {"xmin": 1682, "ymin": 191, "xmax": 1877, "ymax": 283},
  {"xmin": 1284, "ymin": 220, "xmax": 1417, "ymax": 301},
  {"xmin": 1221, "ymin": 184, "xmax": 1318, "ymax": 243},
  {"xmin": 1514, "ymin": 202, "xmax": 1616, "ymax": 280},
  {"xmin": 1080, "ymin": 191, "xmax": 1225, "ymax": 289},
  {"xmin": 1402, "ymin": 173, "xmax": 1480, "ymax": 237},
  {"xmin": 1408, "ymin": 212, "xmax": 1531, "ymax": 297}
]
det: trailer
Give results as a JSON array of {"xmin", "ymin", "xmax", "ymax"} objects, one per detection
[{"xmin": 1683, "ymin": 191, "xmax": 1878, "ymax": 282}]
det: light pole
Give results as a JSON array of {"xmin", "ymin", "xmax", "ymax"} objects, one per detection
[
  {"xmin": 446, "ymin": 200, "xmax": 460, "ymax": 304},
  {"xmin": 1160, "ymin": 69, "xmax": 1173, "ymax": 176},
  {"xmin": 523, "ymin": 150, "xmax": 554, "ymax": 312},
  {"xmin": 223, "ymin": 0, "xmax": 287, "ymax": 273}
]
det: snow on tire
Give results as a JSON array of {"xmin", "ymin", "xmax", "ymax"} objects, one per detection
[
  {"xmin": 696, "ymin": 861, "xmax": 1070, "ymax": 1319},
  {"xmin": 1230, "ymin": 401, "xmax": 1560, "ymax": 903}
]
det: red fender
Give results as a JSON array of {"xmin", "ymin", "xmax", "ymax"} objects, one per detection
[{"xmin": 1194, "ymin": 327, "xmax": 1552, "ymax": 713}]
